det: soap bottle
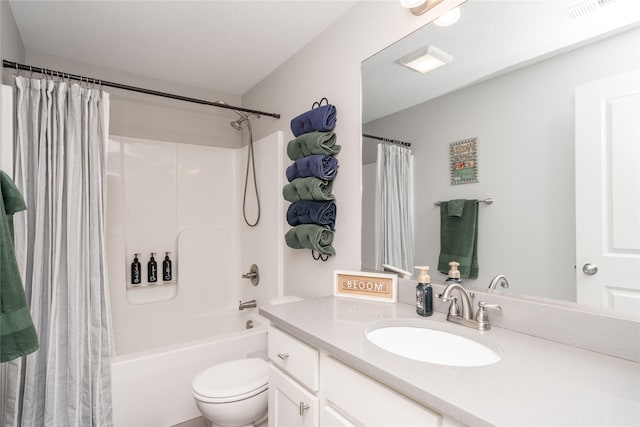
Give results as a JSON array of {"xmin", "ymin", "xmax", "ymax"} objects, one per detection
[
  {"xmin": 446, "ymin": 261, "xmax": 462, "ymax": 284},
  {"xmin": 131, "ymin": 253, "xmax": 141, "ymax": 285},
  {"xmin": 415, "ymin": 266, "xmax": 433, "ymax": 317},
  {"xmin": 162, "ymin": 252, "xmax": 172, "ymax": 282},
  {"xmin": 148, "ymin": 253, "xmax": 158, "ymax": 283}
]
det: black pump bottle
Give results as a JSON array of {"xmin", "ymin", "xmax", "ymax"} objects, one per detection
[
  {"xmin": 162, "ymin": 252, "xmax": 172, "ymax": 282},
  {"xmin": 148, "ymin": 253, "xmax": 158, "ymax": 283},
  {"xmin": 415, "ymin": 266, "xmax": 433, "ymax": 317},
  {"xmin": 131, "ymin": 253, "xmax": 141, "ymax": 285}
]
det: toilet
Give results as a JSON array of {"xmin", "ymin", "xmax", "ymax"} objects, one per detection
[{"xmin": 192, "ymin": 358, "xmax": 268, "ymax": 427}]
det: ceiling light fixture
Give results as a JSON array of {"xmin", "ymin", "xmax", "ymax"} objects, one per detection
[
  {"xmin": 399, "ymin": 45, "xmax": 453, "ymax": 74},
  {"xmin": 400, "ymin": 0, "xmax": 427, "ymax": 7},
  {"xmin": 434, "ymin": 6, "xmax": 460, "ymax": 26},
  {"xmin": 401, "ymin": 0, "xmax": 445, "ymax": 16}
]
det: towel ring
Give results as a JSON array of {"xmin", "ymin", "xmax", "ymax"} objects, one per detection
[
  {"xmin": 311, "ymin": 97, "xmax": 330, "ymax": 109},
  {"xmin": 312, "ymin": 250, "xmax": 329, "ymax": 262}
]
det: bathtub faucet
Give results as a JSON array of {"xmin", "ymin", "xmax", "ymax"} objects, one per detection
[{"xmin": 238, "ymin": 299, "xmax": 257, "ymax": 311}]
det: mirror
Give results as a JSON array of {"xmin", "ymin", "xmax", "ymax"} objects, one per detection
[{"xmin": 361, "ymin": 0, "xmax": 640, "ymax": 316}]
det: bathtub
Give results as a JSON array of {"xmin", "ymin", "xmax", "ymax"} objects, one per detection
[{"xmin": 111, "ymin": 308, "xmax": 268, "ymax": 427}]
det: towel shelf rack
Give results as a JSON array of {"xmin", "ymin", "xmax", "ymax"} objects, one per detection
[{"xmin": 434, "ymin": 198, "xmax": 493, "ymax": 206}]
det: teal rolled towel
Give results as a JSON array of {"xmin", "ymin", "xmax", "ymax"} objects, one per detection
[
  {"xmin": 285, "ymin": 224, "xmax": 336, "ymax": 256},
  {"xmin": 1, "ymin": 171, "xmax": 39, "ymax": 362},
  {"xmin": 283, "ymin": 177, "xmax": 335, "ymax": 203},
  {"xmin": 287, "ymin": 132, "xmax": 341, "ymax": 161}
]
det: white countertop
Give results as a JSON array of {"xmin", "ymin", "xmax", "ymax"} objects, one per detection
[{"xmin": 260, "ymin": 296, "xmax": 640, "ymax": 427}]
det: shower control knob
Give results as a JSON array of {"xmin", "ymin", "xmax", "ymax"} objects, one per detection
[
  {"xmin": 277, "ymin": 353, "xmax": 289, "ymax": 360},
  {"xmin": 582, "ymin": 263, "xmax": 598, "ymax": 275}
]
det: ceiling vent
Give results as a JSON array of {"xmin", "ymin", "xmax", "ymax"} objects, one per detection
[{"xmin": 568, "ymin": 0, "xmax": 618, "ymax": 19}]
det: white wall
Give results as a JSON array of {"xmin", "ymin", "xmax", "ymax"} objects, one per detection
[
  {"xmin": 363, "ymin": 27, "xmax": 640, "ymax": 301},
  {"xmin": 23, "ymin": 52, "xmax": 243, "ymax": 148},
  {"xmin": 243, "ymin": 0, "xmax": 466, "ymax": 298}
]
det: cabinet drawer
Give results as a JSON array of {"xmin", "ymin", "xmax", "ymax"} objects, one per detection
[
  {"xmin": 268, "ymin": 326, "xmax": 319, "ymax": 391},
  {"xmin": 324, "ymin": 357, "xmax": 442, "ymax": 426}
]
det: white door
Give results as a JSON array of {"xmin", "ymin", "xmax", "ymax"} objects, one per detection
[
  {"xmin": 268, "ymin": 365, "xmax": 319, "ymax": 427},
  {"xmin": 575, "ymin": 70, "xmax": 640, "ymax": 315}
]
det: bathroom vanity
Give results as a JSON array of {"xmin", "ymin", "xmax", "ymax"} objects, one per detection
[{"xmin": 260, "ymin": 296, "xmax": 640, "ymax": 426}]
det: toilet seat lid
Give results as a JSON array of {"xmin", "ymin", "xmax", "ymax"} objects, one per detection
[{"xmin": 193, "ymin": 358, "xmax": 268, "ymax": 399}]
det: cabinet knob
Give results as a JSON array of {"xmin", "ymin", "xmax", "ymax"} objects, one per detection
[
  {"xmin": 277, "ymin": 352, "xmax": 289, "ymax": 360},
  {"xmin": 299, "ymin": 401, "xmax": 310, "ymax": 416}
]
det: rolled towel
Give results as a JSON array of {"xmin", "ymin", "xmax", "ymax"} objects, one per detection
[
  {"xmin": 290, "ymin": 104, "xmax": 337, "ymax": 137},
  {"xmin": 285, "ymin": 224, "xmax": 336, "ymax": 256},
  {"xmin": 286, "ymin": 200, "xmax": 337, "ymax": 230},
  {"xmin": 286, "ymin": 155, "xmax": 339, "ymax": 182},
  {"xmin": 287, "ymin": 132, "xmax": 341, "ymax": 161},
  {"xmin": 283, "ymin": 177, "xmax": 335, "ymax": 203}
]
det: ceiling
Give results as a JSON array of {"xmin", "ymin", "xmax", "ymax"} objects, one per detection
[
  {"xmin": 362, "ymin": 0, "xmax": 640, "ymax": 123},
  {"xmin": 8, "ymin": 0, "xmax": 358, "ymax": 96}
]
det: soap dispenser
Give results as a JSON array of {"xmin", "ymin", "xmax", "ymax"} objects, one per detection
[
  {"xmin": 415, "ymin": 266, "xmax": 433, "ymax": 317},
  {"xmin": 162, "ymin": 252, "xmax": 172, "ymax": 282},
  {"xmin": 446, "ymin": 261, "xmax": 462, "ymax": 284},
  {"xmin": 148, "ymin": 253, "xmax": 158, "ymax": 283},
  {"xmin": 131, "ymin": 253, "xmax": 141, "ymax": 285}
]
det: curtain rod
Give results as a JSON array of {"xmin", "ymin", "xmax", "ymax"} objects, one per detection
[
  {"xmin": 2, "ymin": 60, "xmax": 280, "ymax": 119},
  {"xmin": 362, "ymin": 133, "xmax": 411, "ymax": 147}
]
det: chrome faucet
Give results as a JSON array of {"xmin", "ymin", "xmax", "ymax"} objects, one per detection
[
  {"xmin": 438, "ymin": 283, "xmax": 501, "ymax": 331},
  {"xmin": 488, "ymin": 274, "xmax": 510, "ymax": 290},
  {"xmin": 238, "ymin": 299, "xmax": 257, "ymax": 310}
]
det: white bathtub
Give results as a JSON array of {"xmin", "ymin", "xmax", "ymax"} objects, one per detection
[{"xmin": 111, "ymin": 308, "xmax": 268, "ymax": 427}]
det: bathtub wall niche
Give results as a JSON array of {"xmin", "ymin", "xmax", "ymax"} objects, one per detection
[{"xmin": 106, "ymin": 132, "xmax": 283, "ymax": 356}]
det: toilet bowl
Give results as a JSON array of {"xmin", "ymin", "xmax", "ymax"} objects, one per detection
[{"xmin": 192, "ymin": 358, "xmax": 268, "ymax": 427}]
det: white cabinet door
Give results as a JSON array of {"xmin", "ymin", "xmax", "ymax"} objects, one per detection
[
  {"xmin": 575, "ymin": 69, "xmax": 640, "ymax": 314},
  {"xmin": 269, "ymin": 364, "xmax": 319, "ymax": 427}
]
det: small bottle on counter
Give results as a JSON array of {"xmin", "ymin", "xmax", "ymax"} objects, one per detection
[
  {"xmin": 131, "ymin": 253, "xmax": 142, "ymax": 285},
  {"xmin": 415, "ymin": 266, "xmax": 433, "ymax": 317},
  {"xmin": 446, "ymin": 261, "xmax": 462, "ymax": 284},
  {"xmin": 148, "ymin": 252, "xmax": 158, "ymax": 283},
  {"xmin": 162, "ymin": 252, "xmax": 172, "ymax": 282}
]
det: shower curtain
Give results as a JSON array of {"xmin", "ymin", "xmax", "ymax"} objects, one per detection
[
  {"xmin": 375, "ymin": 143, "xmax": 414, "ymax": 274},
  {"xmin": 3, "ymin": 76, "xmax": 113, "ymax": 426}
]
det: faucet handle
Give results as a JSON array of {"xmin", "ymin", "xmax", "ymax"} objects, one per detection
[
  {"xmin": 475, "ymin": 301, "xmax": 502, "ymax": 330},
  {"xmin": 478, "ymin": 301, "xmax": 502, "ymax": 311}
]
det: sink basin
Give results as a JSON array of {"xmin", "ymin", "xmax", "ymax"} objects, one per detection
[{"xmin": 365, "ymin": 326, "xmax": 502, "ymax": 367}]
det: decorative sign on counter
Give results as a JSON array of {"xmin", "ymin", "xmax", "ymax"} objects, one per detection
[
  {"xmin": 450, "ymin": 137, "xmax": 478, "ymax": 185},
  {"xmin": 334, "ymin": 270, "xmax": 398, "ymax": 303}
]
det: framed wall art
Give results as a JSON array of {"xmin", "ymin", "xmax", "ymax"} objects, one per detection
[{"xmin": 450, "ymin": 137, "xmax": 478, "ymax": 185}]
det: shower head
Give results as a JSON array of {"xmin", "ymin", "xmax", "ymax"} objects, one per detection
[
  {"xmin": 214, "ymin": 100, "xmax": 257, "ymax": 131},
  {"xmin": 230, "ymin": 111, "xmax": 249, "ymax": 131},
  {"xmin": 230, "ymin": 118, "xmax": 244, "ymax": 131}
]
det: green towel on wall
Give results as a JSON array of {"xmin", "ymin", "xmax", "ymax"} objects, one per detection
[
  {"xmin": 437, "ymin": 199, "xmax": 479, "ymax": 279},
  {"xmin": 285, "ymin": 224, "xmax": 336, "ymax": 256},
  {"xmin": 0, "ymin": 170, "xmax": 39, "ymax": 362},
  {"xmin": 287, "ymin": 131, "xmax": 341, "ymax": 161},
  {"xmin": 283, "ymin": 177, "xmax": 335, "ymax": 203}
]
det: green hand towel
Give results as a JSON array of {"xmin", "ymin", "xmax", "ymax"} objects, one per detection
[
  {"xmin": 438, "ymin": 199, "xmax": 479, "ymax": 279},
  {"xmin": 285, "ymin": 224, "xmax": 336, "ymax": 256},
  {"xmin": 287, "ymin": 131, "xmax": 342, "ymax": 161},
  {"xmin": 283, "ymin": 177, "xmax": 335, "ymax": 203},
  {"xmin": 0, "ymin": 171, "xmax": 39, "ymax": 362},
  {"xmin": 447, "ymin": 199, "xmax": 466, "ymax": 218}
]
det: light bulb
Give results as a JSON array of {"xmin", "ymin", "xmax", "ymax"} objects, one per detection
[
  {"xmin": 434, "ymin": 7, "xmax": 460, "ymax": 26},
  {"xmin": 400, "ymin": 0, "xmax": 427, "ymax": 8}
]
